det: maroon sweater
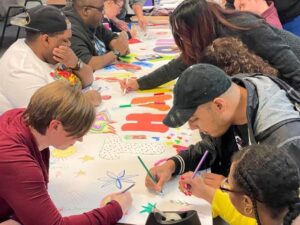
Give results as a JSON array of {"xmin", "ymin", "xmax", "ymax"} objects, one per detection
[{"xmin": 0, "ymin": 109, "xmax": 123, "ymax": 224}]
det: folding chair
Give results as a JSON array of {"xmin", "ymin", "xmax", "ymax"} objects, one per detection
[
  {"xmin": 0, "ymin": 0, "xmax": 43, "ymax": 47},
  {"xmin": 0, "ymin": 5, "xmax": 25, "ymax": 47}
]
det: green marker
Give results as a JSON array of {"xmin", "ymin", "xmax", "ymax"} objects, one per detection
[
  {"xmin": 137, "ymin": 156, "xmax": 157, "ymax": 183},
  {"xmin": 137, "ymin": 156, "xmax": 164, "ymax": 195},
  {"xmin": 119, "ymin": 104, "xmax": 132, "ymax": 108}
]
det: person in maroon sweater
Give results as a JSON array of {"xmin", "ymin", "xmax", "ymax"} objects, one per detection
[{"xmin": 0, "ymin": 81, "xmax": 132, "ymax": 225}]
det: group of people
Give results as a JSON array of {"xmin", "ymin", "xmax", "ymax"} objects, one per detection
[{"xmin": 0, "ymin": 0, "xmax": 300, "ymax": 224}]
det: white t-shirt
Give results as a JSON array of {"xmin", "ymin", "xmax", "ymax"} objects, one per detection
[{"xmin": 0, "ymin": 39, "xmax": 56, "ymax": 114}]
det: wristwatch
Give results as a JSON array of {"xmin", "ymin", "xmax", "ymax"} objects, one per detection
[
  {"xmin": 72, "ymin": 58, "xmax": 84, "ymax": 71},
  {"xmin": 113, "ymin": 49, "xmax": 121, "ymax": 58}
]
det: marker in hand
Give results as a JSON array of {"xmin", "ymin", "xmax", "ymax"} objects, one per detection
[
  {"xmin": 123, "ymin": 78, "xmax": 128, "ymax": 95},
  {"xmin": 183, "ymin": 150, "xmax": 209, "ymax": 195}
]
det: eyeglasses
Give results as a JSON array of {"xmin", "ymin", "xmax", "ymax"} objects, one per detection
[
  {"xmin": 83, "ymin": 5, "xmax": 105, "ymax": 14},
  {"xmin": 220, "ymin": 178, "xmax": 244, "ymax": 194}
]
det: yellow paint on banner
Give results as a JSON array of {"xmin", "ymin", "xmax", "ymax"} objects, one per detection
[{"xmin": 52, "ymin": 146, "xmax": 77, "ymax": 158}]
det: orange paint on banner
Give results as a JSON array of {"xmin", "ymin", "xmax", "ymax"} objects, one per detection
[
  {"xmin": 140, "ymin": 103, "xmax": 170, "ymax": 111},
  {"xmin": 131, "ymin": 94, "xmax": 172, "ymax": 104},
  {"xmin": 121, "ymin": 113, "xmax": 169, "ymax": 133}
]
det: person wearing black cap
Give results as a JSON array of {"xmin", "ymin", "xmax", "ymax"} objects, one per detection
[
  {"xmin": 145, "ymin": 63, "xmax": 300, "ymax": 194},
  {"xmin": 0, "ymin": 5, "xmax": 102, "ymax": 115},
  {"xmin": 63, "ymin": 0, "xmax": 130, "ymax": 71}
]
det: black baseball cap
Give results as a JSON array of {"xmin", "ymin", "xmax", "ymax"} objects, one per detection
[
  {"xmin": 11, "ymin": 5, "xmax": 70, "ymax": 33},
  {"xmin": 163, "ymin": 63, "xmax": 232, "ymax": 128}
]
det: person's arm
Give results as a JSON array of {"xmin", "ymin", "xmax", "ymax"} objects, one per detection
[
  {"xmin": 145, "ymin": 135, "xmax": 217, "ymax": 192},
  {"xmin": 169, "ymin": 135, "xmax": 217, "ymax": 176},
  {"xmin": 88, "ymin": 52, "xmax": 118, "ymax": 71},
  {"xmin": 132, "ymin": 4, "xmax": 147, "ymax": 30},
  {"xmin": 53, "ymin": 46, "xmax": 93, "ymax": 88},
  {"xmin": 129, "ymin": 0, "xmax": 147, "ymax": 30},
  {"xmin": 111, "ymin": 17, "xmax": 130, "ymax": 31},
  {"xmin": 137, "ymin": 58, "xmax": 188, "ymax": 90},
  {"xmin": 109, "ymin": 31, "xmax": 129, "ymax": 56},
  {"xmin": 239, "ymin": 22, "xmax": 300, "ymax": 90},
  {"xmin": 0, "ymin": 148, "xmax": 123, "ymax": 225}
]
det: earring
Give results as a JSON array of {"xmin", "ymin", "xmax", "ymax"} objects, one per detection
[{"xmin": 244, "ymin": 206, "xmax": 253, "ymax": 215}]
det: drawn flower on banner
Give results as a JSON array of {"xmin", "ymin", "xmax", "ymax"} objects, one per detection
[
  {"xmin": 50, "ymin": 68, "xmax": 81, "ymax": 87},
  {"xmin": 98, "ymin": 170, "xmax": 138, "ymax": 189},
  {"xmin": 90, "ymin": 111, "xmax": 116, "ymax": 134}
]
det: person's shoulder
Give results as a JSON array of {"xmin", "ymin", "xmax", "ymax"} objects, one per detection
[
  {"xmin": 0, "ymin": 39, "xmax": 34, "ymax": 69},
  {"xmin": 226, "ymin": 12, "xmax": 264, "ymax": 27}
]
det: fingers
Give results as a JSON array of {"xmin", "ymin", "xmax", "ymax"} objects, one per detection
[
  {"xmin": 202, "ymin": 173, "xmax": 225, "ymax": 188},
  {"xmin": 100, "ymin": 195, "xmax": 112, "ymax": 207},
  {"xmin": 145, "ymin": 172, "xmax": 158, "ymax": 191},
  {"xmin": 125, "ymin": 79, "xmax": 139, "ymax": 92},
  {"xmin": 53, "ymin": 46, "xmax": 77, "ymax": 67},
  {"xmin": 178, "ymin": 177, "xmax": 192, "ymax": 196},
  {"xmin": 84, "ymin": 90, "xmax": 102, "ymax": 106},
  {"xmin": 119, "ymin": 22, "xmax": 130, "ymax": 31}
]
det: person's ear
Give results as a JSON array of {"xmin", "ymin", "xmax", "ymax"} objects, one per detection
[
  {"xmin": 82, "ymin": 6, "xmax": 90, "ymax": 17},
  {"xmin": 242, "ymin": 195, "xmax": 254, "ymax": 216},
  {"xmin": 48, "ymin": 120, "xmax": 61, "ymax": 131},
  {"xmin": 212, "ymin": 97, "xmax": 226, "ymax": 112},
  {"xmin": 40, "ymin": 34, "xmax": 50, "ymax": 47}
]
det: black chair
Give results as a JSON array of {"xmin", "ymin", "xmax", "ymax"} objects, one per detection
[
  {"xmin": 0, "ymin": 5, "xmax": 25, "ymax": 47},
  {"xmin": 0, "ymin": 0, "xmax": 42, "ymax": 47},
  {"xmin": 24, "ymin": 0, "xmax": 43, "ymax": 6}
]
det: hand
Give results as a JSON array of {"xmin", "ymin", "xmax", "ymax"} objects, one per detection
[
  {"xmin": 114, "ymin": 19, "xmax": 130, "ymax": 32},
  {"xmin": 0, "ymin": 220, "xmax": 21, "ymax": 225},
  {"xmin": 84, "ymin": 90, "xmax": 102, "ymax": 106},
  {"xmin": 202, "ymin": 173, "xmax": 225, "ymax": 188},
  {"xmin": 100, "ymin": 192, "xmax": 132, "ymax": 214},
  {"xmin": 129, "ymin": 24, "xmax": 137, "ymax": 38},
  {"xmin": 179, "ymin": 172, "xmax": 216, "ymax": 203},
  {"xmin": 145, "ymin": 160, "xmax": 175, "ymax": 192},
  {"xmin": 138, "ymin": 17, "xmax": 147, "ymax": 31},
  {"xmin": 113, "ymin": 31, "xmax": 129, "ymax": 55},
  {"xmin": 120, "ymin": 78, "xmax": 139, "ymax": 93},
  {"xmin": 53, "ymin": 45, "xmax": 78, "ymax": 68}
]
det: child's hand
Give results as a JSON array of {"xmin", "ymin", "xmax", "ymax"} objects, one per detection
[
  {"xmin": 202, "ymin": 172, "xmax": 225, "ymax": 188},
  {"xmin": 179, "ymin": 172, "xmax": 217, "ymax": 203}
]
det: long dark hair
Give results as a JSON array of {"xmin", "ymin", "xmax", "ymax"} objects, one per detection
[
  {"xmin": 232, "ymin": 145, "xmax": 300, "ymax": 225},
  {"xmin": 170, "ymin": 0, "xmax": 262, "ymax": 65}
]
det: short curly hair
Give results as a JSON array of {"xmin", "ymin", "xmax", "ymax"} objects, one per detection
[{"xmin": 203, "ymin": 37, "xmax": 279, "ymax": 76}]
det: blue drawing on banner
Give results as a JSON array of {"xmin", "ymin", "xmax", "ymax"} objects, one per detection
[
  {"xmin": 132, "ymin": 61, "xmax": 153, "ymax": 68},
  {"xmin": 98, "ymin": 170, "xmax": 138, "ymax": 189},
  {"xmin": 103, "ymin": 65, "xmax": 116, "ymax": 71}
]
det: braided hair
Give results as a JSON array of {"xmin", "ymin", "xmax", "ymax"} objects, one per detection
[{"xmin": 232, "ymin": 145, "xmax": 300, "ymax": 225}]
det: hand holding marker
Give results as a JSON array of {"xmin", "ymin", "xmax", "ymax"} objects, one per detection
[
  {"xmin": 182, "ymin": 150, "xmax": 209, "ymax": 195},
  {"xmin": 137, "ymin": 156, "xmax": 164, "ymax": 195}
]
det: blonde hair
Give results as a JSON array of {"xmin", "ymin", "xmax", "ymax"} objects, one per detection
[{"xmin": 23, "ymin": 80, "xmax": 95, "ymax": 137}]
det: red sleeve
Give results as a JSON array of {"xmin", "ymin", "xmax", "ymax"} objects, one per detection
[{"xmin": 0, "ymin": 148, "xmax": 123, "ymax": 225}]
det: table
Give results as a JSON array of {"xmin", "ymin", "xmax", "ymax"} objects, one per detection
[
  {"xmin": 48, "ymin": 24, "xmax": 212, "ymax": 225},
  {"xmin": 46, "ymin": 0, "xmax": 66, "ymax": 7}
]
